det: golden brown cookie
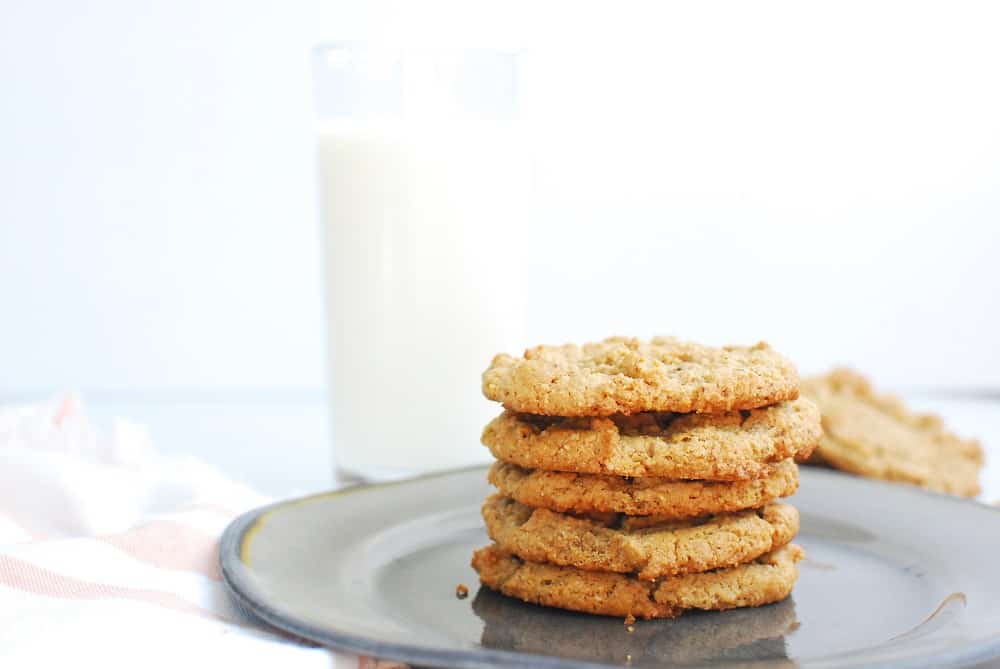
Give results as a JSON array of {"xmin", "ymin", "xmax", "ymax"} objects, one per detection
[
  {"xmin": 482, "ymin": 495, "xmax": 799, "ymax": 580},
  {"xmin": 802, "ymin": 369, "xmax": 983, "ymax": 497},
  {"xmin": 482, "ymin": 398, "xmax": 820, "ymax": 480},
  {"xmin": 482, "ymin": 337, "xmax": 799, "ymax": 417},
  {"xmin": 488, "ymin": 459, "xmax": 800, "ymax": 517},
  {"xmin": 471, "ymin": 543, "xmax": 805, "ymax": 619}
]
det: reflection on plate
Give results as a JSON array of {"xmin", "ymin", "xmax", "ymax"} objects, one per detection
[{"xmin": 473, "ymin": 586, "xmax": 797, "ymax": 667}]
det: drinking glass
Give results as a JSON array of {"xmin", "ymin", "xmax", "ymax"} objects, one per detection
[{"xmin": 312, "ymin": 44, "xmax": 528, "ymax": 482}]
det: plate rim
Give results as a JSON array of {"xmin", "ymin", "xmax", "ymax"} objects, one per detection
[
  {"xmin": 220, "ymin": 466, "xmax": 1000, "ymax": 669},
  {"xmin": 221, "ymin": 466, "xmax": 615, "ymax": 669}
]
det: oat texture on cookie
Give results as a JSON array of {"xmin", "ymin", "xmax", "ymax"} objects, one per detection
[
  {"xmin": 482, "ymin": 337, "xmax": 800, "ymax": 417},
  {"xmin": 487, "ymin": 459, "xmax": 799, "ymax": 517},
  {"xmin": 482, "ymin": 398, "xmax": 820, "ymax": 479},
  {"xmin": 471, "ymin": 543, "xmax": 805, "ymax": 619}
]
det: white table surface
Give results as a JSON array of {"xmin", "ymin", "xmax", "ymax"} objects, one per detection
[{"xmin": 74, "ymin": 391, "xmax": 1000, "ymax": 502}]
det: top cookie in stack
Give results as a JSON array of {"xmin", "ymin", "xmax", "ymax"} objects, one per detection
[
  {"xmin": 472, "ymin": 336, "xmax": 822, "ymax": 620},
  {"xmin": 482, "ymin": 336, "xmax": 800, "ymax": 417}
]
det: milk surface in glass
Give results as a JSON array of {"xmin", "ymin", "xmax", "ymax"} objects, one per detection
[{"xmin": 314, "ymin": 46, "xmax": 527, "ymax": 481}]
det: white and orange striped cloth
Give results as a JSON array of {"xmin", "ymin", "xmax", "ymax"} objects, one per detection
[{"xmin": 0, "ymin": 395, "xmax": 405, "ymax": 668}]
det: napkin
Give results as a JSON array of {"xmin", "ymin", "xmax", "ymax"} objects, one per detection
[{"xmin": 0, "ymin": 394, "xmax": 406, "ymax": 668}]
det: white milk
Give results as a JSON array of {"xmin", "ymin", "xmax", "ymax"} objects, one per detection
[{"xmin": 318, "ymin": 119, "xmax": 528, "ymax": 480}]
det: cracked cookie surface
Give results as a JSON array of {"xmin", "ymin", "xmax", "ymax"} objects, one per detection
[
  {"xmin": 482, "ymin": 398, "xmax": 820, "ymax": 480},
  {"xmin": 488, "ymin": 459, "xmax": 799, "ymax": 517},
  {"xmin": 482, "ymin": 337, "xmax": 800, "ymax": 417},
  {"xmin": 482, "ymin": 495, "xmax": 798, "ymax": 579},
  {"xmin": 802, "ymin": 369, "xmax": 982, "ymax": 496},
  {"xmin": 471, "ymin": 543, "xmax": 804, "ymax": 619}
]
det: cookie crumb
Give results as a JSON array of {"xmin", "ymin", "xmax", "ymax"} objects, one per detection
[
  {"xmin": 455, "ymin": 583, "xmax": 469, "ymax": 599},
  {"xmin": 624, "ymin": 614, "xmax": 636, "ymax": 625},
  {"xmin": 626, "ymin": 625, "xmax": 635, "ymax": 633}
]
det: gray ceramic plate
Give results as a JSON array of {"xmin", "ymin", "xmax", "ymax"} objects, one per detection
[{"xmin": 220, "ymin": 466, "xmax": 1000, "ymax": 668}]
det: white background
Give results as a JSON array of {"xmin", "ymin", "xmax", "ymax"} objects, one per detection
[{"xmin": 2, "ymin": 0, "xmax": 1000, "ymax": 398}]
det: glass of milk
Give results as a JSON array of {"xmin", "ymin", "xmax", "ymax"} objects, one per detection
[{"xmin": 312, "ymin": 44, "xmax": 528, "ymax": 483}]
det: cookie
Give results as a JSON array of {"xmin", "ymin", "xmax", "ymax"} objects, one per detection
[
  {"xmin": 489, "ymin": 459, "xmax": 799, "ymax": 517},
  {"xmin": 482, "ymin": 337, "xmax": 799, "ymax": 417},
  {"xmin": 482, "ymin": 495, "xmax": 799, "ymax": 580},
  {"xmin": 802, "ymin": 369, "xmax": 983, "ymax": 497},
  {"xmin": 471, "ymin": 543, "xmax": 804, "ymax": 619},
  {"xmin": 482, "ymin": 398, "xmax": 821, "ymax": 480}
]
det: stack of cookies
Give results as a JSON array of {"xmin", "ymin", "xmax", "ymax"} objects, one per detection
[{"xmin": 471, "ymin": 337, "xmax": 822, "ymax": 620}]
